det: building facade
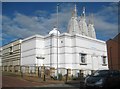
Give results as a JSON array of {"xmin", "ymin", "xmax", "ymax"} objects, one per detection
[
  {"xmin": 21, "ymin": 5, "xmax": 108, "ymax": 77},
  {"xmin": 2, "ymin": 40, "xmax": 22, "ymax": 72},
  {"xmin": 106, "ymin": 33, "xmax": 120, "ymax": 70},
  {"xmin": 21, "ymin": 33, "xmax": 108, "ymax": 77},
  {"xmin": 2, "ymin": 5, "xmax": 108, "ymax": 77}
]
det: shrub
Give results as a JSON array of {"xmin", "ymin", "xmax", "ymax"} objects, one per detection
[
  {"xmin": 58, "ymin": 73, "xmax": 62, "ymax": 80},
  {"xmin": 50, "ymin": 76, "xmax": 57, "ymax": 80}
]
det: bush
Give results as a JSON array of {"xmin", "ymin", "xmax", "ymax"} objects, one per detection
[
  {"xmin": 58, "ymin": 73, "xmax": 62, "ymax": 80},
  {"xmin": 50, "ymin": 76, "xmax": 57, "ymax": 80},
  {"xmin": 72, "ymin": 76, "xmax": 78, "ymax": 80},
  {"xmin": 72, "ymin": 76, "xmax": 82, "ymax": 80}
]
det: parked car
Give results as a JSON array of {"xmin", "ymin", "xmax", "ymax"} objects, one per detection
[{"xmin": 84, "ymin": 70, "xmax": 120, "ymax": 89}]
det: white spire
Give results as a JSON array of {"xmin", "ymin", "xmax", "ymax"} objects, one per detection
[
  {"xmin": 67, "ymin": 4, "xmax": 80, "ymax": 34},
  {"xmin": 88, "ymin": 14, "xmax": 96, "ymax": 38},
  {"xmin": 67, "ymin": 16, "xmax": 80, "ymax": 34},
  {"xmin": 88, "ymin": 24, "xmax": 96, "ymax": 38},
  {"xmin": 90, "ymin": 14, "xmax": 94, "ymax": 25},
  {"xmin": 79, "ymin": 18, "xmax": 88, "ymax": 36},
  {"xmin": 79, "ymin": 6, "xmax": 89, "ymax": 36}
]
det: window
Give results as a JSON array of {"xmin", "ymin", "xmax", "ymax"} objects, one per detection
[
  {"xmin": 9, "ymin": 46, "xmax": 13, "ymax": 55},
  {"xmin": 10, "ymin": 46, "xmax": 12, "ymax": 51},
  {"xmin": 102, "ymin": 56, "xmax": 107, "ymax": 66},
  {"xmin": 61, "ymin": 41, "xmax": 63, "ymax": 43},
  {"xmin": 80, "ymin": 53, "xmax": 87, "ymax": 64}
]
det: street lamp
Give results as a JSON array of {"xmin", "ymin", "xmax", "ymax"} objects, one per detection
[{"xmin": 56, "ymin": 4, "xmax": 59, "ymax": 79}]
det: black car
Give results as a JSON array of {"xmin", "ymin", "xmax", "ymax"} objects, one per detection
[{"xmin": 84, "ymin": 70, "xmax": 120, "ymax": 89}]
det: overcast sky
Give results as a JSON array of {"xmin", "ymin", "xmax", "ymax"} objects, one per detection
[{"xmin": 1, "ymin": 2, "xmax": 119, "ymax": 46}]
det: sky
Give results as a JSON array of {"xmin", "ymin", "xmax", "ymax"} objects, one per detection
[{"xmin": 1, "ymin": 2, "xmax": 119, "ymax": 46}]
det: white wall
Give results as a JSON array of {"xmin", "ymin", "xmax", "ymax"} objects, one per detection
[
  {"xmin": 21, "ymin": 38, "xmax": 36, "ymax": 66},
  {"xmin": 43, "ymin": 34, "xmax": 108, "ymax": 71},
  {"xmin": 74, "ymin": 35, "xmax": 108, "ymax": 71},
  {"xmin": 21, "ymin": 36, "xmax": 46, "ymax": 66},
  {"xmin": 21, "ymin": 34, "xmax": 108, "ymax": 76}
]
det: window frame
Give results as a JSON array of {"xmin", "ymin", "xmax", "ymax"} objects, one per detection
[
  {"xmin": 102, "ymin": 56, "xmax": 107, "ymax": 66},
  {"xmin": 79, "ymin": 53, "xmax": 87, "ymax": 65}
]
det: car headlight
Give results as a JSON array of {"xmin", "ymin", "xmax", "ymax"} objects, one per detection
[{"xmin": 95, "ymin": 78, "xmax": 104, "ymax": 85}]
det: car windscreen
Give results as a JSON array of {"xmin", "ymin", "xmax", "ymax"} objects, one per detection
[{"xmin": 92, "ymin": 70, "xmax": 109, "ymax": 77}]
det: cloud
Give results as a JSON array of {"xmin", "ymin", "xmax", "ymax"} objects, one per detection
[
  {"xmin": 96, "ymin": 3, "xmax": 118, "ymax": 40},
  {"xmin": 86, "ymin": 2, "xmax": 118, "ymax": 40},
  {"xmin": 2, "ymin": 2, "xmax": 118, "ymax": 45},
  {"xmin": 2, "ymin": 3, "xmax": 73, "ymax": 41},
  {"xmin": 0, "ymin": 14, "xmax": 2, "ymax": 46},
  {"xmin": 35, "ymin": 10, "xmax": 49, "ymax": 17}
]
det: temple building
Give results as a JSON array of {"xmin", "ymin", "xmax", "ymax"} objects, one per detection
[
  {"xmin": 2, "ymin": 5, "xmax": 108, "ymax": 77},
  {"xmin": 21, "ymin": 5, "xmax": 108, "ymax": 76}
]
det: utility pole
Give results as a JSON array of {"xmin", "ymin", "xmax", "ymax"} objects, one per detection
[{"xmin": 56, "ymin": 4, "xmax": 59, "ymax": 80}]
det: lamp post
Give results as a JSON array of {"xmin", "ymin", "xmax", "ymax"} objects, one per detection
[
  {"xmin": 50, "ymin": 34, "xmax": 53, "ymax": 67},
  {"xmin": 56, "ymin": 4, "xmax": 59, "ymax": 79}
]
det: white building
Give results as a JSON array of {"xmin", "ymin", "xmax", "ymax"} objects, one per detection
[
  {"xmin": 21, "ymin": 5, "xmax": 108, "ymax": 77},
  {"xmin": 2, "ymin": 40, "xmax": 22, "ymax": 72}
]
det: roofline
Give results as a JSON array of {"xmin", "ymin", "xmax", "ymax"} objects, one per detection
[
  {"xmin": 59, "ymin": 33, "xmax": 106, "ymax": 44},
  {"xmin": 3, "ymin": 32, "xmax": 106, "ymax": 46},
  {"xmin": 2, "ymin": 39, "xmax": 22, "ymax": 47},
  {"xmin": 22, "ymin": 34, "xmax": 44, "ymax": 42}
]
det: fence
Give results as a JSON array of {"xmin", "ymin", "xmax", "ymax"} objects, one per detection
[{"xmin": 2, "ymin": 65, "xmax": 93, "ymax": 81}]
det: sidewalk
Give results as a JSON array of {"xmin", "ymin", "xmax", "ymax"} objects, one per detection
[
  {"xmin": 2, "ymin": 72, "xmax": 83, "ymax": 88},
  {"xmin": 2, "ymin": 72, "xmax": 65, "ymax": 87}
]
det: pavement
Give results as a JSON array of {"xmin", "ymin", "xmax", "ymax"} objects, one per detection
[
  {"xmin": 2, "ymin": 76, "xmax": 48, "ymax": 87},
  {"xmin": 2, "ymin": 76, "xmax": 82, "ymax": 87},
  {"xmin": 39, "ymin": 80, "xmax": 81, "ymax": 88},
  {"xmin": 2, "ymin": 72, "xmax": 85, "ymax": 89}
]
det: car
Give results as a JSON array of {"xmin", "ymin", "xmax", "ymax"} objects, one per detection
[{"xmin": 84, "ymin": 70, "xmax": 120, "ymax": 89}]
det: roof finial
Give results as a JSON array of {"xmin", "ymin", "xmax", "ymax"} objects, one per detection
[
  {"xmin": 91, "ymin": 14, "xmax": 94, "ymax": 25},
  {"xmin": 89, "ymin": 13, "xmax": 94, "ymax": 25},
  {"xmin": 83, "ymin": 7, "xmax": 85, "ymax": 17},
  {"xmin": 74, "ymin": 4, "xmax": 77, "ymax": 17}
]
